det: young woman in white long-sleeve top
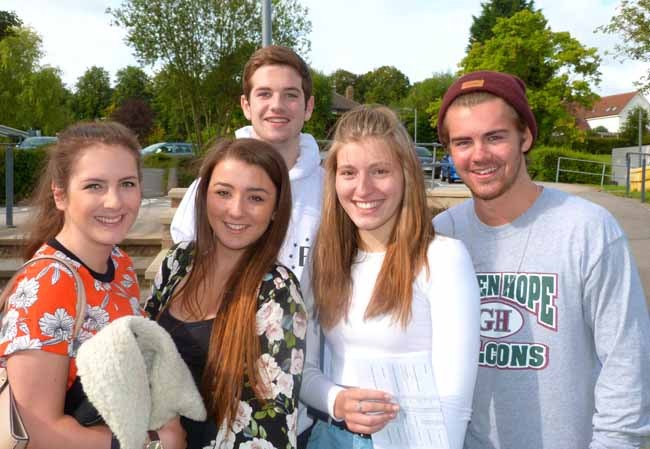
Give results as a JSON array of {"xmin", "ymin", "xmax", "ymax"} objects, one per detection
[{"xmin": 300, "ymin": 105, "xmax": 480, "ymax": 449}]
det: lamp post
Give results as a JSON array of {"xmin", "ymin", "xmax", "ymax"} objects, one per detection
[{"xmin": 262, "ymin": 0, "xmax": 272, "ymax": 47}]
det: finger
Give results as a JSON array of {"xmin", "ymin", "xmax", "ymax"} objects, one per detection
[
  {"xmin": 345, "ymin": 388, "xmax": 393, "ymax": 402},
  {"xmin": 351, "ymin": 399, "xmax": 399, "ymax": 415},
  {"xmin": 346, "ymin": 417, "xmax": 394, "ymax": 435}
]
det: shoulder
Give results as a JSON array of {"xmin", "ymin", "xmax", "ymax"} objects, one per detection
[
  {"xmin": 426, "ymin": 235, "xmax": 474, "ymax": 270},
  {"xmin": 259, "ymin": 264, "xmax": 304, "ymax": 307},
  {"xmin": 433, "ymin": 200, "xmax": 474, "ymax": 238}
]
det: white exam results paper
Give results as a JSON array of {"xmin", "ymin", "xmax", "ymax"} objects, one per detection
[{"xmin": 353, "ymin": 351, "xmax": 450, "ymax": 449}]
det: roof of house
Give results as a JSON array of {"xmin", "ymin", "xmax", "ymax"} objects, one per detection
[
  {"xmin": 331, "ymin": 91, "xmax": 359, "ymax": 112},
  {"xmin": 581, "ymin": 91, "xmax": 638, "ymax": 119}
]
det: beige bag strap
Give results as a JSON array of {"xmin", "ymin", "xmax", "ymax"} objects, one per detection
[{"xmin": 0, "ymin": 255, "xmax": 87, "ymax": 338}]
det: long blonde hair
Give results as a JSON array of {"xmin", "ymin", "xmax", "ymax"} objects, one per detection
[{"xmin": 313, "ymin": 105, "xmax": 435, "ymax": 329}]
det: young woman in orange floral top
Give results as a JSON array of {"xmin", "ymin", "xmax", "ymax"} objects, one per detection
[
  {"xmin": 146, "ymin": 138, "xmax": 307, "ymax": 449},
  {"xmin": 0, "ymin": 122, "xmax": 186, "ymax": 449}
]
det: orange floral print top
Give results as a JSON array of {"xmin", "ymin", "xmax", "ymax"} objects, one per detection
[{"xmin": 0, "ymin": 240, "xmax": 143, "ymax": 388}]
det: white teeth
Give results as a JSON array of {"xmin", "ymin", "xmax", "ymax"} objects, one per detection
[
  {"xmin": 475, "ymin": 167, "xmax": 497, "ymax": 175},
  {"xmin": 356, "ymin": 201, "xmax": 381, "ymax": 209},
  {"xmin": 267, "ymin": 117, "xmax": 289, "ymax": 123},
  {"xmin": 225, "ymin": 223, "xmax": 247, "ymax": 230},
  {"xmin": 96, "ymin": 216, "xmax": 121, "ymax": 224}
]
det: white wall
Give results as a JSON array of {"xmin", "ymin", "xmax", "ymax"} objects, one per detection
[{"xmin": 587, "ymin": 116, "xmax": 620, "ymax": 133}]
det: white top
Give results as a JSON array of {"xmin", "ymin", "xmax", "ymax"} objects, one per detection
[{"xmin": 300, "ymin": 235, "xmax": 480, "ymax": 449}]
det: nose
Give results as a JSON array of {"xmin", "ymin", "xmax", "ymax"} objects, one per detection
[
  {"xmin": 269, "ymin": 93, "xmax": 284, "ymax": 111},
  {"xmin": 104, "ymin": 187, "xmax": 122, "ymax": 209},
  {"xmin": 471, "ymin": 139, "xmax": 490, "ymax": 162},
  {"xmin": 228, "ymin": 194, "xmax": 245, "ymax": 218},
  {"xmin": 356, "ymin": 172, "xmax": 373, "ymax": 196}
]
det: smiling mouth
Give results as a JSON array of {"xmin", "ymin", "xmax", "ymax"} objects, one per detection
[
  {"xmin": 355, "ymin": 200, "xmax": 382, "ymax": 210},
  {"xmin": 225, "ymin": 222, "xmax": 248, "ymax": 231},
  {"xmin": 96, "ymin": 216, "xmax": 123, "ymax": 225},
  {"xmin": 472, "ymin": 167, "xmax": 498, "ymax": 176},
  {"xmin": 265, "ymin": 117, "xmax": 289, "ymax": 124}
]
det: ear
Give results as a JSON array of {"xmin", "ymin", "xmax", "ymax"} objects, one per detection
[
  {"xmin": 521, "ymin": 128, "xmax": 533, "ymax": 154},
  {"xmin": 304, "ymin": 96, "xmax": 315, "ymax": 122},
  {"xmin": 52, "ymin": 184, "xmax": 67, "ymax": 211},
  {"xmin": 240, "ymin": 94, "xmax": 252, "ymax": 121}
]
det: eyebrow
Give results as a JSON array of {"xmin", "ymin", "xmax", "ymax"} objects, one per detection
[
  {"xmin": 254, "ymin": 86, "xmax": 302, "ymax": 94},
  {"xmin": 213, "ymin": 182, "xmax": 271, "ymax": 194},
  {"xmin": 450, "ymin": 129, "xmax": 510, "ymax": 143},
  {"xmin": 81, "ymin": 176, "xmax": 138, "ymax": 183}
]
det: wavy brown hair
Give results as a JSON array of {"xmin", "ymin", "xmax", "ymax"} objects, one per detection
[
  {"xmin": 313, "ymin": 105, "xmax": 435, "ymax": 329},
  {"xmin": 171, "ymin": 138, "xmax": 291, "ymax": 430},
  {"xmin": 23, "ymin": 121, "xmax": 141, "ymax": 259}
]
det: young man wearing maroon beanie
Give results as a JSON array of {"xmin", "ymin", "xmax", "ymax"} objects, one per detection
[{"xmin": 433, "ymin": 70, "xmax": 650, "ymax": 449}]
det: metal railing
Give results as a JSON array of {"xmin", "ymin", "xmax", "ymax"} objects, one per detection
[{"xmin": 554, "ymin": 157, "xmax": 625, "ymax": 188}]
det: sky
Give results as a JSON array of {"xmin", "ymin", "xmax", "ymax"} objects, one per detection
[{"xmin": 3, "ymin": 0, "xmax": 648, "ymax": 97}]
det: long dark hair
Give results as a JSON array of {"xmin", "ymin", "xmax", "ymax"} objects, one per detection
[{"xmin": 173, "ymin": 138, "xmax": 291, "ymax": 430}]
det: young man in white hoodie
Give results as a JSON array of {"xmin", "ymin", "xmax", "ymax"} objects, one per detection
[
  {"xmin": 169, "ymin": 46, "xmax": 323, "ymax": 443},
  {"xmin": 171, "ymin": 45, "xmax": 323, "ymax": 290}
]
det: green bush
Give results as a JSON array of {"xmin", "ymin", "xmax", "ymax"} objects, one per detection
[
  {"xmin": 142, "ymin": 153, "xmax": 201, "ymax": 188},
  {"xmin": 528, "ymin": 146, "xmax": 612, "ymax": 184},
  {"xmin": 571, "ymin": 136, "xmax": 628, "ymax": 155},
  {"xmin": 0, "ymin": 147, "xmax": 49, "ymax": 205}
]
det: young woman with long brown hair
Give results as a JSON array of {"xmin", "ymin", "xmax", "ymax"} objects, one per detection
[
  {"xmin": 145, "ymin": 138, "xmax": 307, "ymax": 449},
  {"xmin": 300, "ymin": 106, "xmax": 480, "ymax": 449},
  {"xmin": 0, "ymin": 121, "xmax": 186, "ymax": 449}
]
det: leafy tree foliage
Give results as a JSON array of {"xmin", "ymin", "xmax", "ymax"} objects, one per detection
[
  {"xmin": 73, "ymin": 66, "xmax": 113, "ymax": 120},
  {"xmin": 329, "ymin": 69, "xmax": 358, "ymax": 95},
  {"xmin": 619, "ymin": 106, "xmax": 650, "ymax": 145},
  {"xmin": 113, "ymin": 65, "xmax": 152, "ymax": 105},
  {"xmin": 109, "ymin": 0, "xmax": 311, "ymax": 146},
  {"xmin": 402, "ymin": 72, "xmax": 455, "ymax": 143},
  {"xmin": 445, "ymin": 10, "xmax": 601, "ymax": 145},
  {"xmin": 359, "ymin": 66, "xmax": 410, "ymax": 106},
  {"xmin": 598, "ymin": 0, "xmax": 650, "ymax": 91},
  {"xmin": 302, "ymin": 69, "xmax": 334, "ymax": 139},
  {"xmin": 111, "ymin": 98, "xmax": 155, "ymax": 140},
  {"xmin": 18, "ymin": 67, "xmax": 74, "ymax": 135},
  {"xmin": 0, "ymin": 10, "xmax": 22, "ymax": 40},
  {"xmin": 468, "ymin": 0, "xmax": 535, "ymax": 48}
]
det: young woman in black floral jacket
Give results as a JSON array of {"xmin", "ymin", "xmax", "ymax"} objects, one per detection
[{"xmin": 145, "ymin": 138, "xmax": 307, "ymax": 449}]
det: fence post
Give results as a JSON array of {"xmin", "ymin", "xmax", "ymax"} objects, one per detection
[
  {"xmin": 555, "ymin": 157, "xmax": 561, "ymax": 183},
  {"xmin": 4, "ymin": 146, "xmax": 14, "ymax": 227},
  {"xmin": 642, "ymin": 154, "xmax": 647, "ymax": 203},
  {"xmin": 626, "ymin": 153, "xmax": 631, "ymax": 197},
  {"xmin": 600, "ymin": 162, "xmax": 606, "ymax": 188}
]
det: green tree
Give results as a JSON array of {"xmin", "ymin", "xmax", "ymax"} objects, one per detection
[
  {"xmin": 468, "ymin": 0, "xmax": 535, "ymax": 48},
  {"xmin": 302, "ymin": 69, "xmax": 333, "ymax": 139},
  {"xmin": 17, "ymin": 67, "xmax": 74, "ymax": 135},
  {"xmin": 113, "ymin": 65, "xmax": 152, "ymax": 105},
  {"xmin": 597, "ymin": 0, "xmax": 650, "ymax": 91},
  {"xmin": 619, "ymin": 106, "xmax": 650, "ymax": 145},
  {"xmin": 329, "ymin": 69, "xmax": 358, "ymax": 96},
  {"xmin": 73, "ymin": 66, "xmax": 113, "ymax": 120},
  {"xmin": 0, "ymin": 10, "xmax": 22, "ymax": 40},
  {"xmin": 402, "ymin": 72, "xmax": 455, "ymax": 143},
  {"xmin": 359, "ymin": 66, "xmax": 410, "ymax": 106},
  {"xmin": 109, "ymin": 0, "xmax": 311, "ymax": 147},
  {"xmin": 448, "ymin": 9, "xmax": 601, "ymax": 145},
  {"xmin": 0, "ymin": 26, "xmax": 42, "ymax": 127}
]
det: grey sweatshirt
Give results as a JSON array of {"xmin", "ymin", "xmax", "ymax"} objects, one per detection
[{"xmin": 434, "ymin": 187, "xmax": 650, "ymax": 449}]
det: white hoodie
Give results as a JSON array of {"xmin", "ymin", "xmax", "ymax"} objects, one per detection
[{"xmin": 169, "ymin": 125, "xmax": 324, "ymax": 297}]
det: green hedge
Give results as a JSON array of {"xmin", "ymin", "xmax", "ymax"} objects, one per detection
[
  {"xmin": 0, "ymin": 147, "xmax": 49, "ymax": 205},
  {"xmin": 528, "ymin": 146, "xmax": 612, "ymax": 184},
  {"xmin": 571, "ymin": 136, "xmax": 628, "ymax": 155},
  {"xmin": 142, "ymin": 153, "xmax": 200, "ymax": 188}
]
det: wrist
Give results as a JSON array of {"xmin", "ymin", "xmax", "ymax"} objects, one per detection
[{"xmin": 144, "ymin": 430, "xmax": 163, "ymax": 449}]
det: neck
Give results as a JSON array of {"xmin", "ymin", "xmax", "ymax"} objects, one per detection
[
  {"xmin": 474, "ymin": 179, "xmax": 542, "ymax": 226},
  {"xmin": 271, "ymin": 137, "xmax": 300, "ymax": 169},
  {"xmin": 55, "ymin": 228, "xmax": 112, "ymax": 273}
]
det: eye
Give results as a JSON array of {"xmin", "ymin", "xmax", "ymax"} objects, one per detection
[
  {"xmin": 487, "ymin": 134, "xmax": 505, "ymax": 143},
  {"xmin": 250, "ymin": 195, "xmax": 265, "ymax": 203},
  {"xmin": 215, "ymin": 189, "xmax": 230, "ymax": 198},
  {"xmin": 287, "ymin": 92, "xmax": 299, "ymax": 99},
  {"xmin": 257, "ymin": 91, "xmax": 271, "ymax": 98},
  {"xmin": 84, "ymin": 183, "xmax": 102, "ymax": 191},
  {"xmin": 373, "ymin": 167, "xmax": 390, "ymax": 175},
  {"xmin": 121, "ymin": 180, "xmax": 137, "ymax": 188},
  {"xmin": 337, "ymin": 169, "xmax": 355, "ymax": 177}
]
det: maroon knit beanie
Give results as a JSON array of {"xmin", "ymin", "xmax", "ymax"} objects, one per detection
[{"xmin": 437, "ymin": 70, "xmax": 537, "ymax": 146}]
